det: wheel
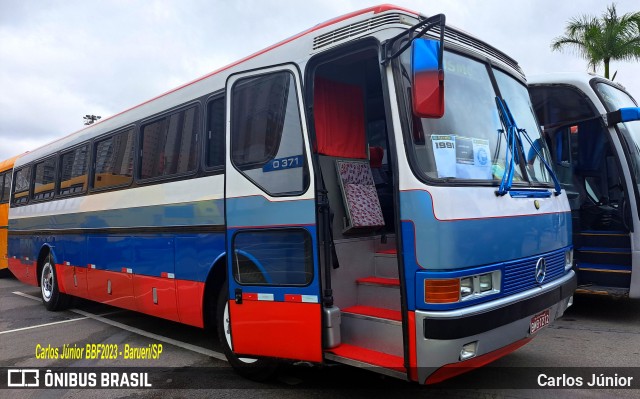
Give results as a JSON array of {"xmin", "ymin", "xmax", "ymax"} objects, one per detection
[
  {"xmin": 216, "ymin": 281, "xmax": 277, "ymax": 381},
  {"xmin": 40, "ymin": 254, "xmax": 69, "ymax": 311}
]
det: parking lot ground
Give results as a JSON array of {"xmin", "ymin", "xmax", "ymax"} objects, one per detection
[{"xmin": 1, "ymin": 274, "xmax": 639, "ymax": 399}]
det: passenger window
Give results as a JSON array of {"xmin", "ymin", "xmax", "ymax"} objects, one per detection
[
  {"xmin": 33, "ymin": 157, "xmax": 57, "ymax": 201},
  {"xmin": 59, "ymin": 145, "xmax": 89, "ymax": 195},
  {"xmin": 94, "ymin": 128, "xmax": 135, "ymax": 189},
  {"xmin": 231, "ymin": 71, "xmax": 307, "ymax": 196},
  {"xmin": 13, "ymin": 167, "xmax": 31, "ymax": 206},
  {"xmin": 233, "ymin": 229, "xmax": 314, "ymax": 286},
  {"xmin": 0, "ymin": 173, "xmax": 7, "ymax": 203},
  {"xmin": 205, "ymin": 97, "xmax": 225, "ymax": 169},
  {"xmin": 140, "ymin": 106, "xmax": 199, "ymax": 179}
]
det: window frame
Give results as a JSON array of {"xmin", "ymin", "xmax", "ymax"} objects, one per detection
[
  {"xmin": 31, "ymin": 155, "xmax": 58, "ymax": 202},
  {"xmin": 12, "ymin": 165, "xmax": 32, "ymax": 207},
  {"xmin": 57, "ymin": 142, "xmax": 91, "ymax": 198},
  {"xmin": 229, "ymin": 69, "xmax": 310, "ymax": 197},
  {"xmin": 202, "ymin": 93, "xmax": 226, "ymax": 174},
  {"xmin": 0, "ymin": 172, "xmax": 8, "ymax": 204},
  {"xmin": 137, "ymin": 102, "xmax": 202, "ymax": 184},
  {"xmin": 91, "ymin": 126, "xmax": 137, "ymax": 193}
]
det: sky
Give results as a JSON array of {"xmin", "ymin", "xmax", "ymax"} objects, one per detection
[{"xmin": 1, "ymin": 0, "xmax": 639, "ymax": 161}]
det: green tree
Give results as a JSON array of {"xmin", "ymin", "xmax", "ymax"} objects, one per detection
[{"xmin": 551, "ymin": 3, "xmax": 640, "ymax": 80}]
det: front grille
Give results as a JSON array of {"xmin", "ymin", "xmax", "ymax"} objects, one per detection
[{"xmin": 502, "ymin": 248, "xmax": 566, "ymax": 296}]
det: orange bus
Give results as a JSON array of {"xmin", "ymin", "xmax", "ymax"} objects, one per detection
[{"xmin": 0, "ymin": 154, "xmax": 22, "ymax": 276}]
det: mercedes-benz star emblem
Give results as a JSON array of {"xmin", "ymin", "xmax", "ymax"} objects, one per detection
[{"xmin": 535, "ymin": 257, "xmax": 547, "ymax": 284}]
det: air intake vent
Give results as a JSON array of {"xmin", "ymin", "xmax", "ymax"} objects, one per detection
[{"xmin": 313, "ymin": 13, "xmax": 406, "ymax": 50}]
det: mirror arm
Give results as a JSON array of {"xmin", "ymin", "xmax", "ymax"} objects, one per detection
[{"xmin": 381, "ymin": 14, "xmax": 445, "ymax": 65}]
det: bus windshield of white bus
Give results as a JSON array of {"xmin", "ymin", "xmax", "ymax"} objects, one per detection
[
  {"xmin": 399, "ymin": 50, "xmax": 552, "ymax": 186},
  {"xmin": 595, "ymin": 82, "xmax": 640, "ymax": 192}
]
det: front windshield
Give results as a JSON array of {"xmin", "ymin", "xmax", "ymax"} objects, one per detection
[
  {"xmin": 494, "ymin": 69, "xmax": 550, "ymax": 183},
  {"xmin": 595, "ymin": 82, "xmax": 640, "ymax": 193},
  {"xmin": 399, "ymin": 49, "xmax": 551, "ymax": 185}
]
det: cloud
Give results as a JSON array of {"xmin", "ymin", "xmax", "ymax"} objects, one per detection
[{"xmin": 1, "ymin": 0, "xmax": 638, "ymax": 161}]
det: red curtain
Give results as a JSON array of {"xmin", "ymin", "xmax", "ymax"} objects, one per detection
[{"xmin": 313, "ymin": 77, "xmax": 366, "ymax": 159}]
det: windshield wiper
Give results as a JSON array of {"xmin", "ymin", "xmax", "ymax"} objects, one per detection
[{"xmin": 494, "ymin": 97, "xmax": 562, "ymax": 196}]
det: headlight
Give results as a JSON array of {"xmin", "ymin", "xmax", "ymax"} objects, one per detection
[
  {"xmin": 479, "ymin": 273, "xmax": 493, "ymax": 292},
  {"xmin": 460, "ymin": 277, "xmax": 473, "ymax": 298},
  {"xmin": 424, "ymin": 270, "xmax": 501, "ymax": 304},
  {"xmin": 565, "ymin": 249, "xmax": 573, "ymax": 271}
]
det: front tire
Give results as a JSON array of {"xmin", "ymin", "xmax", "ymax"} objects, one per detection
[
  {"xmin": 41, "ymin": 255, "xmax": 69, "ymax": 311},
  {"xmin": 216, "ymin": 281, "xmax": 277, "ymax": 381}
]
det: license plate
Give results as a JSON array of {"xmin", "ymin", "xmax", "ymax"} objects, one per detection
[{"xmin": 530, "ymin": 309, "xmax": 550, "ymax": 334}]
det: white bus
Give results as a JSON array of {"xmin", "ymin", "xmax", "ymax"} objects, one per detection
[{"xmin": 530, "ymin": 72, "xmax": 640, "ymax": 298}]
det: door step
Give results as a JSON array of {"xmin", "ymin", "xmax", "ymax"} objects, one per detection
[
  {"xmin": 575, "ymin": 284, "xmax": 630, "ymax": 298},
  {"xmin": 373, "ymin": 249, "xmax": 398, "ymax": 279},
  {"xmin": 340, "ymin": 305, "xmax": 403, "ymax": 356},
  {"xmin": 325, "ymin": 343, "xmax": 406, "ymax": 379},
  {"xmin": 355, "ymin": 277, "xmax": 400, "ymax": 311},
  {"xmin": 342, "ymin": 305, "xmax": 401, "ymax": 322}
]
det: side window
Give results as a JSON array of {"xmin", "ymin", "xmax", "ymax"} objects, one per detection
[
  {"xmin": 13, "ymin": 166, "xmax": 31, "ymax": 206},
  {"xmin": 231, "ymin": 71, "xmax": 307, "ymax": 196},
  {"xmin": 59, "ymin": 145, "xmax": 89, "ymax": 195},
  {"xmin": 94, "ymin": 128, "xmax": 135, "ymax": 189},
  {"xmin": 232, "ymin": 229, "xmax": 314, "ymax": 285},
  {"xmin": 33, "ymin": 157, "xmax": 57, "ymax": 201},
  {"xmin": 0, "ymin": 173, "xmax": 7, "ymax": 203},
  {"xmin": 205, "ymin": 97, "xmax": 225, "ymax": 169},
  {"xmin": 140, "ymin": 106, "xmax": 199, "ymax": 180},
  {"xmin": 3, "ymin": 172, "xmax": 11, "ymax": 203}
]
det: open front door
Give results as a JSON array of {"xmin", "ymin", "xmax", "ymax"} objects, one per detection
[{"xmin": 224, "ymin": 65, "xmax": 322, "ymax": 362}]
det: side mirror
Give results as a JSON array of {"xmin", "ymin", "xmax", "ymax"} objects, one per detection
[
  {"xmin": 607, "ymin": 107, "xmax": 640, "ymax": 126},
  {"xmin": 411, "ymin": 38, "xmax": 444, "ymax": 118}
]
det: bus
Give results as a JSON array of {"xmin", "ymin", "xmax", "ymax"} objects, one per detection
[
  {"xmin": 8, "ymin": 5, "xmax": 575, "ymax": 384},
  {"xmin": 529, "ymin": 73, "xmax": 640, "ymax": 298},
  {"xmin": 0, "ymin": 154, "xmax": 21, "ymax": 277}
]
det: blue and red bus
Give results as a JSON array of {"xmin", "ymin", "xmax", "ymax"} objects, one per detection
[{"xmin": 8, "ymin": 5, "xmax": 575, "ymax": 384}]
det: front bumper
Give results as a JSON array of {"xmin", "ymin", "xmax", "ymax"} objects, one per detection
[{"xmin": 415, "ymin": 270, "xmax": 576, "ymax": 384}]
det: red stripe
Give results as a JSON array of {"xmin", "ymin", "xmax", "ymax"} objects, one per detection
[
  {"xmin": 407, "ymin": 311, "xmax": 418, "ymax": 382},
  {"xmin": 356, "ymin": 276, "xmax": 400, "ymax": 286},
  {"xmin": 242, "ymin": 293, "xmax": 258, "ymax": 301},
  {"xmin": 425, "ymin": 337, "xmax": 533, "ymax": 384},
  {"xmin": 342, "ymin": 305, "xmax": 401, "ymax": 322},
  {"xmin": 376, "ymin": 248, "xmax": 397, "ymax": 255},
  {"xmin": 284, "ymin": 294, "xmax": 302, "ymax": 302},
  {"xmin": 327, "ymin": 343, "xmax": 404, "ymax": 371}
]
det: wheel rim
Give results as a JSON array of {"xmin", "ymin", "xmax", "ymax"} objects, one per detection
[
  {"xmin": 41, "ymin": 262, "xmax": 53, "ymax": 302},
  {"xmin": 223, "ymin": 301, "xmax": 257, "ymax": 364}
]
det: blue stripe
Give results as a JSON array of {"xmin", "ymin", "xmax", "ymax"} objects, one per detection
[{"xmin": 226, "ymin": 196, "xmax": 315, "ymax": 227}]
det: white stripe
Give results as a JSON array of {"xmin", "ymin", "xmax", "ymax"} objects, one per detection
[
  {"xmin": 10, "ymin": 175, "xmax": 224, "ymax": 220},
  {"xmin": 257, "ymin": 293, "xmax": 274, "ymax": 301},
  {"xmin": 0, "ymin": 317, "xmax": 89, "ymax": 335},
  {"xmin": 301, "ymin": 295, "xmax": 318, "ymax": 303},
  {"xmin": 12, "ymin": 291, "xmax": 227, "ymax": 362}
]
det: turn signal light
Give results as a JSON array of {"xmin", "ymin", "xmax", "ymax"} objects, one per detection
[{"xmin": 424, "ymin": 278, "xmax": 460, "ymax": 303}]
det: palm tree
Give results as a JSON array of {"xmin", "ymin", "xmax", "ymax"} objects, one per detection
[{"xmin": 551, "ymin": 3, "xmax": 640, "ymax": 80}]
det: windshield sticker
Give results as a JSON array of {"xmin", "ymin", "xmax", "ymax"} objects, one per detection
[
  {"xmin": 431, "ymin": 135, "xmax": 456, "ymax": 177},
  {"xmin": 431, "ymin": 135, "xmax": 492, "ymax": 179}
]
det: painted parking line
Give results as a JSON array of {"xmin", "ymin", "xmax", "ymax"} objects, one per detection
[
  {"xmin": 0, "ymin": 317, "xmax": 89, "ymax": 335},
  {"xmin": 12, "ymin": 291, "xmax": 228, "ymax": 362}
]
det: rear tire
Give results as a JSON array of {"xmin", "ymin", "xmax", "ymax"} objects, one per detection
[
  {"xmin": 40, "ymin": 254, "xmax": 69, "ymax": 311},
  {"xmin": 216, "ymin": 281, "xmax": 277, "ymax": 381}
]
